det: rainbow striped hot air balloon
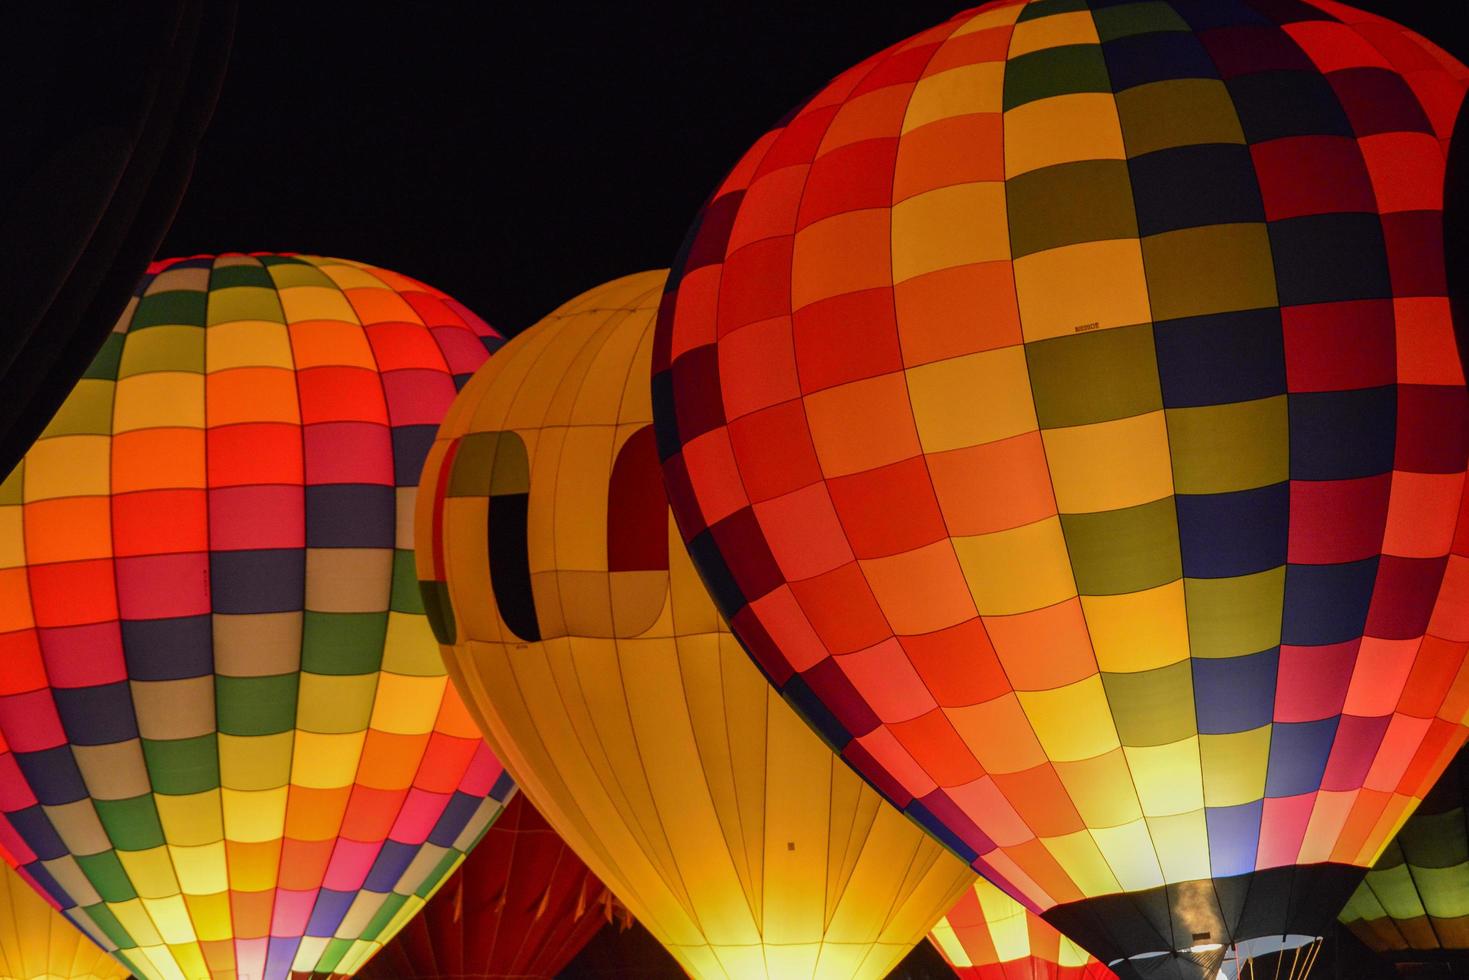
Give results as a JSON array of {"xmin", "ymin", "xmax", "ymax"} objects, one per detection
[{"xmin": 0, "ymin": 254, "xmax": 513, "ymax": 980}]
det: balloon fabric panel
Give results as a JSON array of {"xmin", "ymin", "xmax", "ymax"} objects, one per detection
[
  {"xmin": 416, "ymin": 270, "xmax": 975, "ymax": 980},
  {"xmin": 0, "ymin": 254, "xmax": 514, "ymax": 980},
  {"xmin": 651, "ymin": 0, "xmax": 1469, "ymax": 974},
  {"xmin": 356, "ymin": 792, "xmax": 612, "ymax": 979},
  {"xmin": 1, "ymin": 859, "xmax": 128, "ymax": 980},
  {"xmin": 930, "ymin": 876, "xmax": 1115, "ymax": 979},
  {"xmin": 1340, "ymin": 746, "xmax": 1469, "ymax": 964}
]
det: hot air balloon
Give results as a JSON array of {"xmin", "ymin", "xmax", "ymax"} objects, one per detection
[
  {"xmin": 1, "ymin": 858, "xmax": 129, "ymax": 980},
  {"xmin": 1339, "ymin": 746, "xmax": 1469, "ymax": 971},
  {"xmin": 416, "ymin": 270, "xmax": 975, "ymax": 979},
  {"xmin": 356, "ymin": 792, "xmax": 614, "ymax": 979},
  {"xmin": 650, "ymin": 2, "xmax": 1469, "ymax": 978},
  {"xmin": 0, "ymin": 2, "xmax": 235, "ymax": 479},
  {"xmin": 931, "ymin": 878, "xmax": 1114, "ymax": 980},
  {"xmin": 0, "ymin": 253, "xmax": 514, "ymax": 980}
]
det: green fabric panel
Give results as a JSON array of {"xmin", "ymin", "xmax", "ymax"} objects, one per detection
[
  {"xmin": 296, "ymin": 673, "xmax": 378, "ymax": 733},
  {"xmin": 0, "ymin": 465, "xmax": 21, "ymax": 505},
  {"xmin": 259, "ymin": 254, "xmax": 306, "ymax": 266},
  {"xmin": 1401, "ymin": 809, "xmax": 1469, "ymax": 868},
  {"xmin": 420, "ymin": 580, "xmax": 456, "ymax": 645},
  {"xmin": 1091, "ymin": 1, "xmax": 1190, "ymax": 40},
  {"xmin": 1166, "ymin": 396, "xmax": 1288, "ymax": 494},
  {"xmin": 1184, "ymin": 568, "xmax": 1284, "ymax": 658},
  {"xmin": 1017, "ymin": 0, "xmax": 1089, "ymax": 23},
  {"xmin": 130, "ymin": 291, "xmax": 207, "ymax": 329},
  {"xmin": 361, "ymin": 892, "xmax": 408, "ymax": 939},
  {"xmin": 118, "ymin": 325, "xmax": 204, "ymax": 377},
  {"xmin": 415, "ymin": 850, "xmax": 461, "ymax": 900},
  {"xmin": 1142, "ymin": 223, "xmax": 1278, "ymax": 322},
  {"xmin": 81, "ymin": 902, "xmax": 132, "ymax": 948},
  {"xmin": 141, "ymin": 734, "xmax": 220, "ymax": 795},
  {"xmin": 216, "ymin": 673, "xmax": 300, "ymax": 736},
  {"xmin": 93, "ymin": 795, "xmax": 166, "ymax": 851},
  {"xmin": 1101, "ymin": 659, "xmax": 1197, "ymax": 746},
  {"xmin": 1003, "ymin": 44, "xmax": 1113, "ymax": 112},
  {"xmin": 1116, "ymin": 79, "xmax": 1247, "ymax": 157},
  {"xmin": 76, "ymin": 851, "xmax": 137, "ymax": 903},
  {"xmin": 208, "ymin": 264, "xmax": 275, "ymax": 290},
  {"xmin": 1060, "ymin": 497, "xmax": 1181, "ymax": 595},
  {"xmin": 391, "ymin": 549, "xmax": 425, "ymax": 614},
  {"xmin": 1006, "ymin": 160, "xmax": 1139, "ymax": 258},
  {"xmin": 205, "ymin": 285, "xmax": 286, "ymax": 326},
  {"xmin": 1415, "ymin": 863, "xmax": 1469, "ymax": 920},
  {"xmin": 1340, "ymin": 885, "xmax": 1387, "ymax": 924},
  {"xmin": 266, "ymin": 262, "xmax": 335, "ymax": 288},
  {"xmin": 1373, "ymin": 864, "xmax": 1431, "ymax": 919},
  {"xmin": 317, "ymin": 937, "xmax": 354, "ymax": 971},
  {"xmin": 82, "ymin": 334, "xmax": 126, "ymax": 381},
  {"xmin": 301, "ymin": 611, "xmax": 388, "ymax": 674},
  {"xmin": 1026, "ymin": 323, "xmax": 1163, "ymax": 428},
  {"xmin": 448, "ymin": 431, "xmax": 500, "ymax": 497},
  {"xmin": 39, "ymin": 380, "xmax": 114, "ymax": 437},
  {"xmin": 490, "ymin": 431, "xmax": 530, "ymax": 496}
]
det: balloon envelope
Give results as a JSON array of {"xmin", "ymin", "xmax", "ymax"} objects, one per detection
[
  {"xmin": 357, "ymin": 792, "xmax": 611, "ymax": 979},
  {"xmin": 417, "ymin": 270, "xmax": 974, "ymax": 979},
  {"xmin": 1340, "ymin": 746, "xmax": 1469, "ymax": 970},
  {"xmin": 650, "ymin": 2, "xmax": 1469, "ymax": 977},
  {"xmin": 1, "ymin": 859, "xmax": 128, "ymax": 980},
  {"xmin": 930, "ymin": 878, "xmax": 1114, "ymax": 980},
  {"xmin": 0, "ymin": 254, "xmax": 513, "ymax": 980}
]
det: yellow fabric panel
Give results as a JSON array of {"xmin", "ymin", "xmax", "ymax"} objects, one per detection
[
  {"xmin": 907, "ymin": 346, "xmax": 1036, "ymax": 453},
  {"xmin": 901, "ymin": 62, "xmax": 1005, "ymax": 134},
  {"xmin": 955, "ymin": 517, "xmax": 1077, "ymax": 616},
  {"xmin": 1018, "ymin": 676, "xmax": 1119, "ymax": 763},
  {"xmin": 1012, "ymin": 238, "xmax": 1151, "ymax": 341},
  {"xmin": 1082, "ymin": 581, "xmax": 1190, "ymax": 673},
  {"xmin": 891, "ymin": 182, "xmax": 1011, "ymax": 282},
  {"xmin": 428, "ymin": 271, "xmax": 974, "ymax": 979},
  {"xmin": 0, "ymin": 861, "xmax": 129, "ymax": 980},
  {"xmin": 111, "ymin": 374, "xmax": 204, "ymax": 432},
  {"xmin": 1042, "ymin": 410, "xmax": 1174, "ymax": 513}
]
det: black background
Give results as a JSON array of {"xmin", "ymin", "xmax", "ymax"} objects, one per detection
[{"xmin": 161, "ymin": 2, "xmax": 1469, "ymax": 338}]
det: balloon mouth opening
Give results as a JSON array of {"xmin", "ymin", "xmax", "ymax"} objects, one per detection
[{"xmin": 1108, "ymin": 934, "xmax": 1320, "ymax": 979}]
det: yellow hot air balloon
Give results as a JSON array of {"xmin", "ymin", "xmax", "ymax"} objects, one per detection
[
  {"xmin": 416, "ymin": 270, "xmax": 974, "ymax": 979},
  {"xmin": 1, "ymin": 860, "xmax": 128, "ymax": 980}
]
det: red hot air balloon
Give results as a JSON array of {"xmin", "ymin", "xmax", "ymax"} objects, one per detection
[
  {"xmin": 652, "ymin": 2, "xmax": 1469, "ymax": 978},
  {"xmin": 357, "ymin": 793, "xmax": 615, "ymax": 980}
]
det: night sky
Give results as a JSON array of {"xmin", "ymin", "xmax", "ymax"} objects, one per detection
[{"xmin": 161, "ymin": 1, "xmax": 1469, "ymax": 338}]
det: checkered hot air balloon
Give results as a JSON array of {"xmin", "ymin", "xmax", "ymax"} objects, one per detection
[
  {"xmin": 929, "ymin": 877, "xmax": 1115, "ymax": 980},
  {"xmin": 0, "ymin": 254, "xmax": 514, "ymax": 980},
  {"xmin": 650, "ymin": 2, "xmax": 1469, "ymax": 978}
]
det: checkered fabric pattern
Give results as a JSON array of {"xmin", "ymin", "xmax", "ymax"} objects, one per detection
[
  {"xmin": 652, "ymin": 0, "xmax": 1469, "ymax": 964},
  {"xmin": 1340, "ymin": 747, "xmax": 1469, "ymax": 961},
  {"xmin": 0, "ymin": 255, "xmax": 514, "ymax": 980},
  {"xmin": 930, "ymin": 876, "xmax": 1115, "ymax": 979}
]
